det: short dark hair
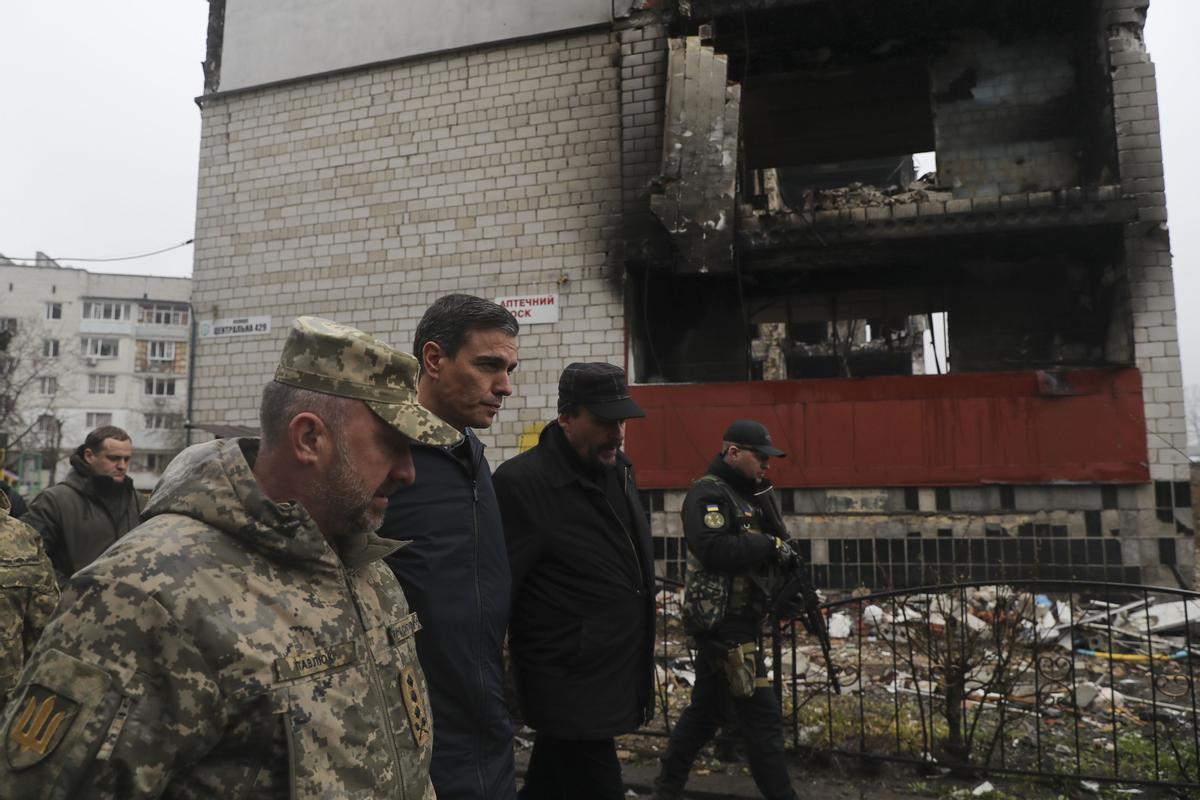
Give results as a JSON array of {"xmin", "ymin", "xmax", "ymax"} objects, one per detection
[
  {"xmin": 258, "ymin": 381, "xmax": 352, "ymax": 448},
  {"xmin": 83, "ymin": 426, "xmax": 131, "ymax": 454},
  {"xmin": 413, "ymin": 294, "xmax": 519, "ymax": 372}
]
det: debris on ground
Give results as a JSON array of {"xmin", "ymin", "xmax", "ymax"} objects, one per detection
[{"xmin": 639, "ymin": 582, "xmax": 1200, "ymax": 792}]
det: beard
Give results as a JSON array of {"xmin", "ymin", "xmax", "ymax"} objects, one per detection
[
  {"xmin": 585, "ymin": 437, "xmax": 623, "ymax": 468},
  {"xmin": 322, "ymin": 435, "xmax": 386, "ymax": 538}
]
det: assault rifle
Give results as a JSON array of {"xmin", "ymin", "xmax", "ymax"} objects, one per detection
[{"xmin": 754, "ymin": 487, "xmax": 841, "ymax": 693}]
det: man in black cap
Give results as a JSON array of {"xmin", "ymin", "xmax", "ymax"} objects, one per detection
[
  {"xmin": 493, "ymin": 363, "xmax": 656, "ymax": 800},
  {"xmin": 654, "ymin": 420, "xmax": 799, "ymax": 800}
]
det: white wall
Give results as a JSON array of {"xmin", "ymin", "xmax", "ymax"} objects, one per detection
[{"xmin": 218, "ymin": 0, "xmax": 614, "ymax": 92}]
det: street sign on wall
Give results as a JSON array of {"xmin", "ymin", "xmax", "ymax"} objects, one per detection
[
  {"xmin": 198, "ymin": 316, "xmax": 272, "ymax": 339},
  {"xmin": 495, "ymin": 294, "xmax": 559, "ymax": 324}
]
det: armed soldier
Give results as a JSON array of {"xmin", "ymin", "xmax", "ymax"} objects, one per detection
[{"xmin": 654, "ymin": 420, "xmax": 799, "ymax": 800}]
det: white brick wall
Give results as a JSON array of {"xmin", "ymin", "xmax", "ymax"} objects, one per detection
[
  {"xmin": 193, "ymin": 30, "xmax": 626, "ymax": 464},
  {"xmin": 1106, "ymin": 0, "xmax": 1189, "ymax": 481}
]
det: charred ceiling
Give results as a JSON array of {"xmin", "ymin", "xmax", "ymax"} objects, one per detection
[{"xmin": 630, "ymin": 0, "xmax": 1135, "ymax": 384}]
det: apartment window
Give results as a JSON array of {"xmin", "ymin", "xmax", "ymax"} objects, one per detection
[
  {"xmin": 0, "ymin": 318, "xmax": 16, "ymax": 334},
  {"xmin": 144, "ymin": 378, "xmax": 176, "ymax": 396},
  {"xmin": 36, "ymin": 414, "xmax": 59, "ymax": 436},
  {"xmin": 38, "ymin": 377, "xmax": 57, "ymax": 395},
  {"xmin": 86, "ymin": 412, "xmax": 113, "ymax": 428},
  {"xmin": 88, "ymin": 375, "xmax": 117, "ymax": 395},
  {"xmin": 45, "ymin": 303, "xmax": 62, "ymax": 320},
  {"xmin": 82, "ymin": 301, "xmax": 131, "ymax": 321},
  {"xmin": 148, "ymin": 341, "xmax": 176, "ymax": 361},
  {"xmin": 82, "ymin": 337, "xmax": 120, "ymax": 358},
  {"xmin": 140, "ymin": 452, "xmax": 170, "ymax": 473},
  {"xmin": 140, "ymin": 304, "xmax": 189, "ymax": 326},
  {"xmin": 0, "ymin": 356, "xmax": 12, "ymax": 377},
  {"xmin": 144, "ymin": 412, "xmax": 183, "ymax": 430},
  {"xmin": 42, "ymin": 339, "xmax": 60, "ymax": 357}
]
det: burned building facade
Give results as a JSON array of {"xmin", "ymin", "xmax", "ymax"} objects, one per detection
[{"xmin": 192, "ymin": 0, "xmax": 1188, "ymax": 587}]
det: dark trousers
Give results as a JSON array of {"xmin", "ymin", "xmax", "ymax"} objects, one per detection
[
  {"xmin": 658, "ymin": 638, "xmax": 796, "ymax": 800},
  {"xmin": 518, "ymin": 733, "xmax": 624, "ymax": 800}
]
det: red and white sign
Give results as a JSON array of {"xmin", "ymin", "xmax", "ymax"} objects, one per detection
[{"xmin": 495, "ymin": 293, "xmax": 560, "ymax": 324}]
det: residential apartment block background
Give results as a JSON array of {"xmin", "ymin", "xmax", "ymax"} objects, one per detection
[
  {"xmin": 0, "ymin": 254, "xmax": 191, "ymax": 493},
  {"xmin": 191, "ymin": 0, "xmax": 1190, "ymax": 587}
]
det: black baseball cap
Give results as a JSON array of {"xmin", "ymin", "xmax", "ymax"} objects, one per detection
[
  {"xmin": 723, "ymin": 419, "xmax": 786, "ymax": 458},
  {"xmin": 557, "ymin": 362, "xmax": 646, "ymax": 421}
]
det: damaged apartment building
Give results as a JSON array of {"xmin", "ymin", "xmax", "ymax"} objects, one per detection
[{"xmin": 192, "ymin": 0, "xmax": 1187, "ymax": 588}]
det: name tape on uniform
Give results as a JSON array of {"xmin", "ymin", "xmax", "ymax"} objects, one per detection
[{"xmin": 274, "ymin": 641, "xmax": 358, "ymax": 681}]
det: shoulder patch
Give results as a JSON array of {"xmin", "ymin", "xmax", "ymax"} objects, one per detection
[
  {"xmin": 6, "ymin": 686, "xmax": 79, "ymax": 768},
  {"xmin": 702, "ymin": 505, "xmax": 726, "ymax": 529},
  {"xmin": 400, "ymin": 667, "xmax": 432, "ymax": 747}
]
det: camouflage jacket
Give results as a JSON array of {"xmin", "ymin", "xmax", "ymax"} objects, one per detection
[
  {"xmin": 0, "ymin": 438, "xmax": 436, "ymax": 800},
  {"xmin": 0, "ymin": 494, "xmax": 58, "ymax": 714}
]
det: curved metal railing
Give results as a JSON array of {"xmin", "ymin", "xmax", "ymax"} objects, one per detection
[{"xmin": 653, "ymin": 578, "xmax": 1200, "ymax": 791}]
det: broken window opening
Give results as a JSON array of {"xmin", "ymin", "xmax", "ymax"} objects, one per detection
[
  {"xmin": 922, "ymin": 312, "xmax": 949, "ymax": 376},
  {"xmin": 632, "ymin": 226, "xmax": 1129, "ymax": 385},
  {"xmin": 749, "ymin": 312, "xmax": 929, "ymax": 382}
]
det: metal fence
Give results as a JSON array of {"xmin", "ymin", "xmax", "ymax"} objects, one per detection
[{"xmin": 653, "ymin": 579, "xmax": 1200, "ymax": 791}]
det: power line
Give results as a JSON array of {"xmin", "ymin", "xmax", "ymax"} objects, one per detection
[{"xmin": 2, "ymin": 239, "xmax": 194, "ymax": 264}]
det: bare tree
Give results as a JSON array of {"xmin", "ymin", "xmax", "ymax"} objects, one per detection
[{"xmin": 0, "ymin": 315, "xmax": 78, "ymax": 474}]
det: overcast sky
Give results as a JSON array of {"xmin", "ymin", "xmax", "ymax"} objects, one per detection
[{"xmin": 1, "ymin": 1, "xmax": 1197, "ymax": 384}]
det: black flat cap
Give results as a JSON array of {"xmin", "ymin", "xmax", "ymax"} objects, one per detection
[
  {"xmin": 558, "ymin": 362, "xmax": 645, "ymax": 421},
  {"xmin": 723, "ymin": 419, "xmax": 786, "ymax": 458}
]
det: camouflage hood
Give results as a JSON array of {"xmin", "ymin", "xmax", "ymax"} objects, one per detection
[{"xmin": 144, "ymin": 437, "xmax": 397, "ymax": 570}]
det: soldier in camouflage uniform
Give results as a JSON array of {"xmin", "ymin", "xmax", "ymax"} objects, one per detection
[
  {"xmin": 0, "ymin": 316, "xmax": 458, "ymax": 799},
  {"xmin": 655, "ymin": 420, "xmax": 799, "ymax": 800},
  {"xmin": 0, "ymin": 490, "xmax": 58, "ymax": 714}
]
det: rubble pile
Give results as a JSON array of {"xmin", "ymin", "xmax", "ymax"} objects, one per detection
[
  {"xmin": 649, "ymin": 585, "xmax": 1200, "ymax": 785},
  {"xmin": 800, "ymin": 175, "xmax": 955, "ymax": 213}
]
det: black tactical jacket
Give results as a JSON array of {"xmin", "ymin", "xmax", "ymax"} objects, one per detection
[{"xmin": 681, "ymin": 457, "xmax": 779, "ymax": 641}]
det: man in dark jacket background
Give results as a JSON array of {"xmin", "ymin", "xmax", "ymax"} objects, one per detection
[
  {"xmin": 23, "ymin": 425, "xmax": 143, "ymax": 587},
  {"xmin": 494, "ymin": 362, "xmax": 656, "ymax": 800},
  {"xmin": 378, "ymin": 293, "xmax": 520, "ymax": 800}
]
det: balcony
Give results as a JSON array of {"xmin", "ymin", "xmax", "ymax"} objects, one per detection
[
  {"xmin": 134, "ymin": 323, "xmax": 189, "ymax": 341},
  {"xmin": 79, "ymin": 319, "xmax": 134, "ymax": 337}
]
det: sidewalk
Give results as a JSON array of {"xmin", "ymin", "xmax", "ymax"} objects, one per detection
[{"xmin": 515, "ymin": 750, "xmax": 934, "ymax": 800}]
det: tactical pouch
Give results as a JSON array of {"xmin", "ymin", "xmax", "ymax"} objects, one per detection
[
  {"xmin": 681, "ymin": 555, "xmax": 728, "ymax": 635},
  {"xmin": 722, "ymin": 642, "xmax": 758, "ymax": 699}
]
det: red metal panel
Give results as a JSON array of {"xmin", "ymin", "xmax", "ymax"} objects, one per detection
[{"xmin": 624, "ymin": 368, "xmax": 1149, "ymax": 489}]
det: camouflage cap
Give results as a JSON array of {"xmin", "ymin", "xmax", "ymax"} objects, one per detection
[{"xmin": 274, "ymin": 316, "xmax": 459, "ymax": 446}]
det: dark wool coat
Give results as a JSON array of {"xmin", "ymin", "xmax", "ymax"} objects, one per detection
[{"xmin": 493, "ymin": 422, "xmax": 656, "ymax": 740}]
